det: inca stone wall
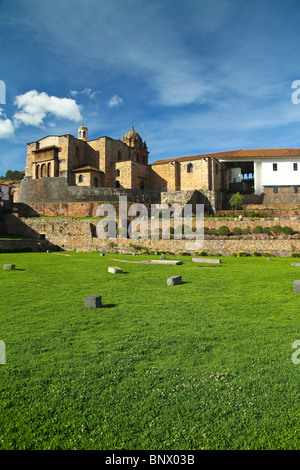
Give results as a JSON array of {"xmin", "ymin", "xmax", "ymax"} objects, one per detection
[{"xmin": 2, "ymin": 214, "xmax": 300, "ymax": 256}]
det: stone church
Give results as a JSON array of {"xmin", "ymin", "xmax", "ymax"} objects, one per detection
[
  {"xmin": 25, "ymin": 124, "xmax": 149, "ymax": 190},
  {"xmin": 20, "ymin": 124, "xmax": 300, "ymax": 207}
]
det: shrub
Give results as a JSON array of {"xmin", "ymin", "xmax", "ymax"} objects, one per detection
[
  {"xmin": 253, "ymin": 225, "xmax": 264, "ymax": 234},
  {"xmin": 262, "ymin": 251, "xmax": 272, "ymax": 257},
  {"xmin": 251, "ymin": 251, "xmax": 262, "ymax": 257},
  {"xmin": 237, "ymin": 250, "xmax": 248, "ymax": 257},
  {"xmin": 218, "ymin": 225, "xmax": 231, "ymax": 236},
  {"xmin": 242, "ymin": 226, "xmax": 252, "ymax": 235},
  {"xmin": 178, "ymin": 250, "xmax": 188, "ymax": 256},
  {"xmin": 208, "ymin": 228, "xmax": 218, "ymax": 235},
  {"xmin": 231, "ymin": 251, "xmax": 238, "ymax": 257},
  {"xmin": 232, "ymin": 227, "xmax": 242, "ymax": 235},
  {"xmin": 262, "ymin": 227, "xmax": 272, "ymax": 235},
  {"xmin": 291, "ymin": 252, "xmax": 300, "ymax": 257},
  {"xmin": 129, "ymin": 243, "xmax": 144, "ymax": 252},
  {"xmin": 271, "ymin": 225, "xmax": 283, "ymax": 235},
  {"xmin": 194, "ymin": 250, "xmax": 207, "ymax": 256},
  {"xmin": 282, "ymin": 226, "xmax": 294, "ymax": 235},
  {"xmin": 204, "ymin": 227, "xmax": 210, "ymax": 235}
]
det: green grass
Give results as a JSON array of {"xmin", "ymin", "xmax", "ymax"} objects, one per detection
[{"xmin": 1, "ymin": 252, "xmax": 300, "ymax": 450}]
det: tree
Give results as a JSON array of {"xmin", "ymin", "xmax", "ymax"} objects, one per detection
[
  {"xmin": 229, "ymin": 192, "xmax": 244, "ymax": 211},
  {"xmin": 0, "ymin": 170, "xmax": 23, "ymax": 181}
]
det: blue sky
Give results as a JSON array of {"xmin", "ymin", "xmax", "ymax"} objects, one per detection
[{"xmin": 1, "ymin": 0, "xmax": 300, "ymax": 174}]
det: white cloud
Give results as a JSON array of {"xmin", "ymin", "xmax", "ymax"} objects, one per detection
[
  {"xmin": 70, "ymin": 88, "xmax": 101, "ymax": 100},
  {"xmin": 13, "ymin": 90, "xmax": 83, "ymax": 127},
  {"xmin": 107, "ymin": 94, "xmax": 123, "ymax": 108},
  {"xmin": 0, "ymin": 108, "xmax": 14, "ymax": 138},
  {"xmin": 0, "ymin": 118, "xmax": 14, "ymax": 139}
]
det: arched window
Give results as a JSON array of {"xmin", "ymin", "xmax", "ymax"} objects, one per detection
[
  {"xmin": 36, "ymin": 165, "xmax": 40, "ymax": 179},
  {"xmin": 116, "ymin": 169, "xmax": 120, "ymax": 177},
  {"xmin": 116, "ymin": 180, "xmax": 120, "ymax": 188},
  {"xmin": 47, "ymin": 162, "xmax": 51, "ymax": 177},
  {"xmin": 187, "ymin": 163, "xmax": 194, "ymax": 173},
  {"xmin": 78, "ymin": 174, "xmax": 83, "ymax": 183},
  {"xmin": 41, "ymin": 164, "xmax": 47, "ymax": 177},
  {"xmin": 93, "ymin": 177, "xmax": 98, "ymax": 187},
  {"xmin": 140, "ymin": 181, "xmax": 145, "ymax": 189}
]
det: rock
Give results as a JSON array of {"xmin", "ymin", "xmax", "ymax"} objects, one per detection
[
  {"xmin": 148, "ymin": 260, "xmax": 182, "ymax": 265},
  {"xmin": 3, "ymin": 264, "xmax": 15, "ymax": 270},
  {"xmin": 192, "ymin": 257, "xmax": 221, "ymax": 264},
  {"xmin": 84, "ymin": 295, "xmax": 102, "ymax": 308},
  {"xmin": 108, "ymin": 266, "xmax": 123, "ymax": 274},
  {"xmin": 291, "ymin": 263, "xmax": 300, "ymax": 267},
  {"xmin": 167, "ymin": 275, "xmax": 182, "ymax": 286},
  {"xmin": 160, "ymin": 255, "xmax": 165, "ymax": 259},
  {"xmin": 99, "ymin": 253, "xmax": 105, "ymax": 256},
  {"xmin": 293, "ymin": 281, "xmax": 300, "ymax": 293}
]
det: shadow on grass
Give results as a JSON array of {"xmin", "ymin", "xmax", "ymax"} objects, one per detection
[
  {"xmin": 102, "ymin": 304, "xmax": 117, "ymax": 309},
  {"xmin": 196, "ymin": 265, "xmax": 223, "ymax": 268}
]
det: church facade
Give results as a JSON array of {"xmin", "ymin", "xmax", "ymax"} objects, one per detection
[{"xmin": 25, "ymin": 125, "xmax": 149, "ymax": 190}]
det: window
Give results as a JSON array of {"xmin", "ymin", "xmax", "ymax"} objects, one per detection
[
  {"xmin": 273, "ymin": 163, "xmax": 278, "ymax": 171},
  {"xmin": 273, "ymin": 186, "xmax": 278, "ymax": 193},
  {"xmin": 187, "ymin": 163, "xmax": 194, "ymax": 173},
  {"xmin": 116, "ymin": 180, "xmax": 120, "ymax": 188},
  {"xmin": 294, "ymin": 163, "xmax": 298, "ymax": 171},
  {"xmin": 116, "ymin": 169, "xmax": 120, "ymax": 177},
  {"xmin": 78, "ymin": 174, "xmax": 83, "ymax": 183}
]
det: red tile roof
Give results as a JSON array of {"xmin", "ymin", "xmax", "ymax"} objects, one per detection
[{"xmin": 151, "ymin": 148, "xmax": 300, "ymax": 165}]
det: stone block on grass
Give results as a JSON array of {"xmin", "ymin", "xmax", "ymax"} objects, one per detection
[
  {"xmin": 192, "ymin": 257, "xmax": 221, "ymax": 264},
  {"xmin": 167, "ymin": 275, "xmax": 182, "ymax": 286},
  {"xmin": 293, "ymin": 281, "xmax": 300, "ymax": 293},
  {"xmin": 3, "ymin": 264, "xmax": 15, "ymax": 270},
  {"xmin": 108, "ymin": 266, "xmax": 123, "ymax": 274},
  {"xmin": 291, "ymin": 263, "xmax": 300, "ymax": 267},
  {"xmin": 84, "ymin": 295, "xmax": 102, "ymax": 308}
]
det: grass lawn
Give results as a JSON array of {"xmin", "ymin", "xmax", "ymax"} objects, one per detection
[{"xmin": 0, "ymin": 252, "xmax": 300, "ymax": 450}]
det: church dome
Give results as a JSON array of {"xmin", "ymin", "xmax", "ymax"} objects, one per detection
[{"xmin": 122, "ymin": 125, "xmax": 142, "ymax": 142}]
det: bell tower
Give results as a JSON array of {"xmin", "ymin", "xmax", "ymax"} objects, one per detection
[{"xmin": 78, "ymin": 124, "xmax": 88, "ymax": 141}]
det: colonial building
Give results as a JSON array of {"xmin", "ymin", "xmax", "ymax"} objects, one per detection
[
  {"xmin": 150, "ymin": 148, "xmax": 300, "ymax": 202},
  {"xmin": 21, "ymin": 124, "xmax": 300, "ymax": 206},
  {"xmin": 24, "ymin": 124, "xmax": 149, "ymax": 190}
]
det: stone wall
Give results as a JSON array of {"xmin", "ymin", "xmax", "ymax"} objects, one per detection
[
  {"xmin": 204, "ymin": 218, "xmax": 300, "ymax": 231},
  {"xmin": 262, "ymin": 186, "xmax": 300, "ymax": 204},
  {"xmin": 17, "ymin": 177, "xmax": 162, "ymax": 205},
  {"xmin": 2, "ymin": 214, "xmax": 300, "ymax": 256}
]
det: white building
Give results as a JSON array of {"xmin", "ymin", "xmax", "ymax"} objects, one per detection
[{"xmin": 216, "ymin": 148, "xmax": 300, "ymax": 200}]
